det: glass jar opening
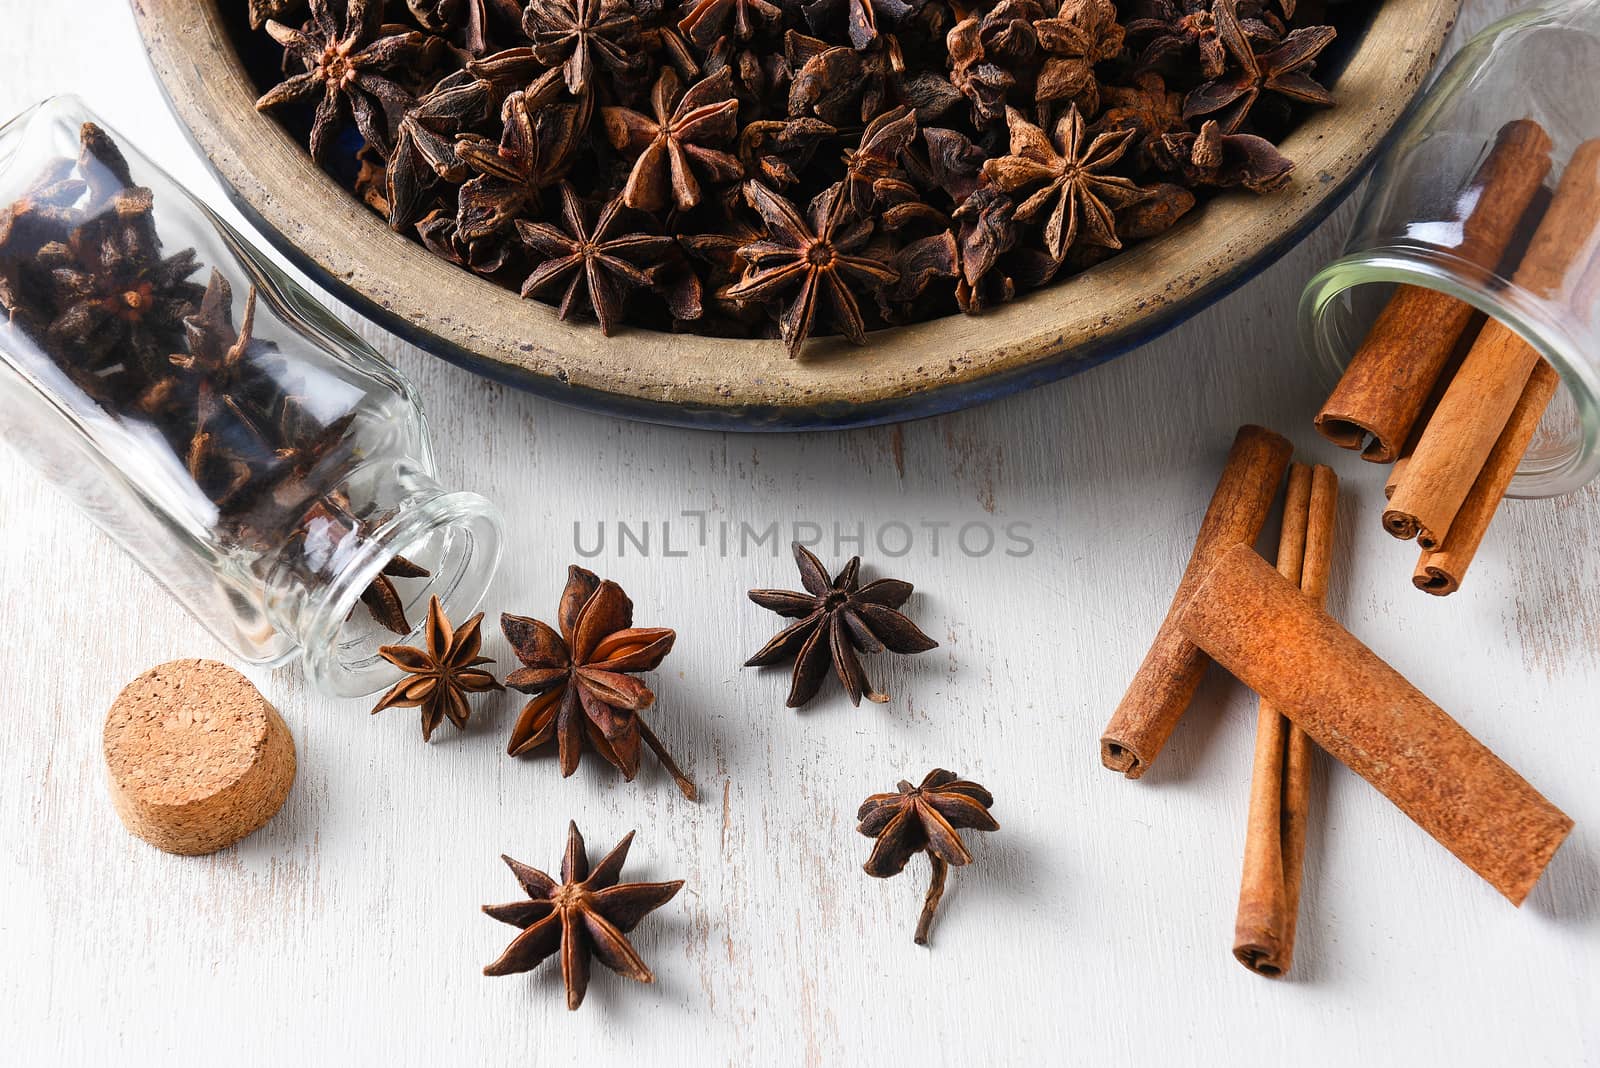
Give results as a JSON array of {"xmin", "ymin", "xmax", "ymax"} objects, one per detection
[
  {"xmin": 1300, "ymin": 249, "xmax": 1600, "ymax": 498},
  {"xmin": 294, "ymin": 489, "xmax": 503, "ymax": 697}
]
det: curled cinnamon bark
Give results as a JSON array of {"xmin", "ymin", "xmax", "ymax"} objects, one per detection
[
  {"xmin": 1100, "ymin": 425, "xmax": 1292, "ymax": 779},
  {"xmin": 1386, "ymin": 138, "xmax": 1600, "ymax": 546},
  {"xmin": 1179, "ymin": 543, "xmax": 1572, "ymax": 906},
  {"xmin": 1232, "ymin": 464, "xmax": 1337, "ymax": 977},
  {"xmin": 1315, "ymin": 120, "xmax": 1553, "ymax": 463},
  {"xmin": 1414, "ymin": 359, "xmax": 1561, "ymax": 594}
]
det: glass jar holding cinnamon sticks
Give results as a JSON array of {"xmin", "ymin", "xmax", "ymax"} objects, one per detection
[{"xmin": 1301, "ymin": 1, "xmax": 1600, "ymax": 506}]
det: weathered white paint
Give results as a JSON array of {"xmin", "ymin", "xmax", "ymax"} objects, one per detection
[{"xmin": 0, "ymin": 2, "xmax": 1593, "ymax": 1064}]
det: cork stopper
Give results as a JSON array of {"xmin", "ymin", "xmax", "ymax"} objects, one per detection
[{"xmin": 103, "ymin": 659, "xmax": 296, "ymax": 855}]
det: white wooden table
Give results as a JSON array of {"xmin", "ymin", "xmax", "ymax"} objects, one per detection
[{"xmin": 2, "ymin": 1, "xmax": 1594, "ymax": 1063}]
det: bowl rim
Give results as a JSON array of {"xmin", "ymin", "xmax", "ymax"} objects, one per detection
[{"xmin": 130, "ymin": 0, "xmax": 1461, "ymax": 431}]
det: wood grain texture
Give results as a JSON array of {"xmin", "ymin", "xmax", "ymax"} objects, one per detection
[{"xmin": 0, "ymin": 1, "xmax": 1595, "ymax": 1065}]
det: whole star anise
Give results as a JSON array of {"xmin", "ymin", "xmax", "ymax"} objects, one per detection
[
  {"xmin": 858, "ymin": 768, "xmax": 998, "ymax": 945},
  {"xmin": 254, "ymin": 0, "xmax": 433, "ymax": 162},
  {"xmin": 744, "ymin": 541, "xmax": 937, "ymax": 707},
  {"xmin": 524, "ymin": 0, "xmax": 643, "ymax": 96},
  {"xmin": 1182, "ymin": 0, "xmax": 1335, "ymax": 134},
  {"xmin": 982, "ymin": 105, "xmax": 1147, "ymax": 262},
  {"xmin": 483, "ymin": 822, "xmax": 685, "ymax": 1010},
  {"xmin": 455, "ymin": 87, "xmax": 586, "ymax": 240},
  {"xmin": 369, "ymin": 594, "xmax": 503, "ymax": 741},
  {"xmin": 501, "ymin": 565, "xmax": 696, "ymax": 799},
  {"xmin": 601, "ymin": 67, "xmax": 743, "ymax": 213},
  {"xmin": 724, "ymin": 181, "xmax": 898, "ymax": 357},
  {"xmin": 515, "ymin": 184, "xmax": 674, "ymax": 335}
]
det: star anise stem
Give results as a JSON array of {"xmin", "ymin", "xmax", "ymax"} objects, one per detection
[
  {"xmin": 914, "ymin": 855, "xmax": 948, "ymax": 946},
  {"xmin": 637, "ymin": 716, "xmax": 697, "ymax": 800}
]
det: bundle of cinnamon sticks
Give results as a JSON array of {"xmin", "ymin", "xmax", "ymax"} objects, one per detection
[
  {"xmin": 1101, "ymin": 424, "xmax": 1573, "ymax": 978},
  {"xmin": 1317, "ymin": 120, "xmax": 1600, "ymax": 594}
]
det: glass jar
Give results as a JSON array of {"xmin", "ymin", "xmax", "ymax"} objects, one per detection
[
  {"xmin": 0, "ymin": 96, "xmax": 502, "ymax": 696},
  {"xmin": 1299, "ymin": 0, "xmax": 1600, "ymax": 497}
]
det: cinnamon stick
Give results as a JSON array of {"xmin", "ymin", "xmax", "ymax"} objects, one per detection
[
  {"xmin": 1178, "ymin": 543, "xmax": 1572, "ymax": 905},
  {"xmin": 1386, "ymin": 138, "xmax": 1600, "ymax": 546},
  {"xmin": 1315, "ymin": 120, "xmax": 1554, "ymax": 462},
  {"xmin": 1414, "ymin": 359, "xmax": 1560, "ymax": 595},
  {"xmin": 1385, "ymin": 311, "xmax": 1486, "ymax": 501},
  {"xmin": 1101, "ymin": 426, "xmax": 1293, "ymax": 779},
  {"xmin": 1231, "ymin": 466, "xmax": 1308, "ymax": 977}
]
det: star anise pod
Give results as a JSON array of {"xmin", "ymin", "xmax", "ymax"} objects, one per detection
[
  {"xmin": 356, "ymin": 554, "xmax": 433, "ymax": 634},
  {"xmin": 249, "ymin": 0, "xmax": 307, "ymax": 31},
  {"xmin": 951, "ymin": 185, "xmax": 1018, "ymax": 314},
  {"xmin": 1183, "ymin": 0, "xmax": 1335, "ymax": 134},
  {"xmin": 417, "ymin": 208, "xmax": 514, "ymax": 274},
  {"xmin": 745, "ymin": 541, "xmax": 937, "ymax": 707},
  {"xmin": 857, "ymin": 768, "xmax": 998, "ymax": 944},
  {"xmin": 1156, "ymin": 119, "xmax": 1295, "ymax": 193},
  {"xmin": 455, "ymin": 86, "xmax": 587, "ymax": 240},
  {"xmin": 254, "ymin": 0, "xmax": 434, "ymax": 162},
  {"xmin": 1094, "ymin": 71, "xmax": 1187, "ymax": 173},
  {"xmin": 1036, "ymin": 0, "xmax": 1125, "ymax": 111},
  {"xmin": 524, "ymin": 0, "xmax": 643, "ymax": 95},
  {"xmin": 946, "ymin": 0, "xmax": 1050, "ymax": 128},
  {"xmin": 725, "ymin": 181, "xmax": 898, "ymax": 357},
  {"xmin": 678, "ymin": 0, "xmax": 784, "ymax": 48},
  {"xmin": 514, "ymin": 184, "xmax": 675, "ymax": 335},
  {"xmin": 801, "ymin": 0, "xmax": 913, "ymax": 52},
  {"xmin": 841, "ymin": 105, "xmax": 918, "ymax": 217},
  {"xmin": 982, "ymin": 105, "xmax": 1147, "ymax": 262},
  {"xmin": 501, "ymin": 565, "xmax": 696, "ymax": 799},
  {"xmin": 0, "ymin": 157, "xmax": 84, "ymax": 263},
  {"xmin": 483, "ymin": 822, "xmax": 685, "ymax": 1010},
  {"xmin": 601, "ymin": 67, "xmax": 743, "ymax": 212},
  {"xmin": 370, "ymin": 594, "xmax": 502, "ymax": 741},
  {"xmin": 1127, "ymin": 0, "xmax": 1226, "ymax": 83},
  {"xmin": 738, "ymin": 117, "xmax": 836, "ymax": 188},
  {"xmin": 408, "ymin": 0, "xmax": 491, "ymax": 54},
  {"xmin": 35, "ymin": 185, "xmax": 205, "ymax": 375}
]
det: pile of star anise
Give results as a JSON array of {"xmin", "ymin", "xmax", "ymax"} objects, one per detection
[
  {"xmin": 0, "ymin": 122, "xmax": 430, "ymax": 632},
  {"xmin": 244, "ymin": 0, "xmax": 1353, "ymax": 355}
]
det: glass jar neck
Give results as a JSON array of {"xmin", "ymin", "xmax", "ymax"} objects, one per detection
[{"xmin": 262, "ymin": 460, "xmax": 502, "ymax": 697}]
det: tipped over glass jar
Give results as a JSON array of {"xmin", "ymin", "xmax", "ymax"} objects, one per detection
[
  {"xmin": 0, "ymin": 96, "xmax": 502, "ymax": 696},
  {"xmin": 1300, "ymin": 0, "xmax": 1600, "ymax": 498}
]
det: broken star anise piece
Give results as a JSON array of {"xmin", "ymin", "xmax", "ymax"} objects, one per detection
[
  {"xmin": 724, "ymin": 181, "xmax": 898, "ymax": 358},
  {"xmin": 501, "ymin": 565, "xmax": 696, "ymax": 800},
  {"xmin": 858, "ymin": 768, "xmax": 998, "ymax": 945},
  {"xmin": 678, "ymin": 0, "xmax": 784, "ymax": 48},
  {"xmin": 515, "ymin": 184, "xmax": 675, "ymax": 336},
  {"xmin": 370, "ymin": 594, "xmax": 503, "ymax": 741},
  {"xmin": 254, "ymin": 0, "xmax": 433, "ymax": 162},
  {"xmin": 1183, "ymin": 0, "xmax": 1336, "ymax": 134},
  {"xmin": 982, "ymin": 105, "xmax": 1148, "ymax": 262},
  {"xmin": 483, "ymin": 822, "xmax": 685, "ymax": 1010},
  {"xmin": 745, "ymin": 541, "xmax": 938, "ymax": 708},
  {"xmin": 355, "ymin": 553, "xmax": 433, "ymax": 635},
  {"xmin": 601, "ymin": 67, "xmax": 743, "ymax": 213}
]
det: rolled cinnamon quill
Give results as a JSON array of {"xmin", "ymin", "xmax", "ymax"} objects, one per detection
[
  {"xmin": 1385, "ymin": 310, "xmax": 1486, "ymax": 501},
  {"xmin": 1233, "ymin": 464, "xmax": 1336, "ymax": 977},
  {"xmin": 1386, "ymin": 138, "xmax": 1600, "ymax": 546},
  {"xmin": 1178, "ymin": 543, "xmax": 1572, "ymax": 906},
  {"xmin": 1315, "ymin": 120, "xmax": 1553, "ymax": 463},
  {"xmin": 1101, "ymin": 426, "xmax": 1292, "ymax": 779},
  {"xmin": 1414, "ymin": 359, "xmax": 1561, "ymax": 594}
]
